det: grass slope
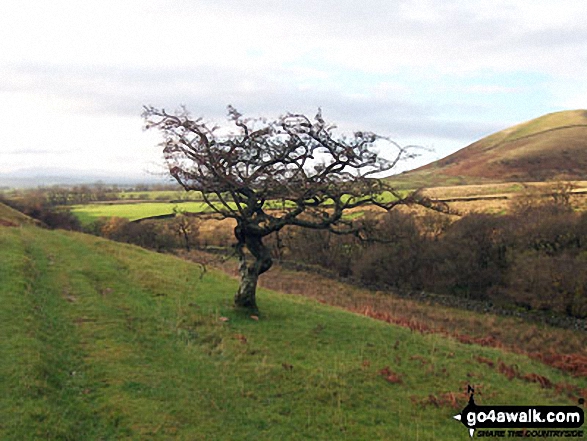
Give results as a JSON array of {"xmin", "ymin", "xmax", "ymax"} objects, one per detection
[
  {"xmin": 1, "ymin": 225, "xmax": 585, "ymax": 440},
  {"xmin": 0, "ymin": 202, "xmax": 39, "ymax": 227},
  {"xmin": 390, "ymin": 110, "xmax": 587, "ymax": 188}
]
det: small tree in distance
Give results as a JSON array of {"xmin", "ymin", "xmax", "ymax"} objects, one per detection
[{"xmin": 143, "ymin": 105, "xmax": 436, "ymax": 312}]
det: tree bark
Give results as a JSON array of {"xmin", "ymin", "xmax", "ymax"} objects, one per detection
[{"xmin": 234, "ymin": 227, "xmax": 273, "ymax": 311}]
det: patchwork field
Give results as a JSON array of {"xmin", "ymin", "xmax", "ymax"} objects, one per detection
[
  {"xmin": 68, "ymin": 180, "xmax": 587, "ymax": 226},
  {"xmin": 71, "ymin": 201, "xmax": 210, "ymax": 224},
  {"xmin": 1, "ymin": 221, "xmax": 585, "ymax": 440}
]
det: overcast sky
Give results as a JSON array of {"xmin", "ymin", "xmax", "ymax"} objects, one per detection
[{"xmin": 1, "ymin": 0, "xmax": 586, "ymax": 179}]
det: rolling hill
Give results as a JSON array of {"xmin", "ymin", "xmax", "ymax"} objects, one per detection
[
  {"xmin": 1, "ymin": 220, "xmax": 586, "ymax": 439},
  {"xmin": 390, "ymin": 110, "xmax": 587, "ymax": 188},
  {"xmin": 0, "ymin": 201, "xmax": 41, "ymax": 227}
]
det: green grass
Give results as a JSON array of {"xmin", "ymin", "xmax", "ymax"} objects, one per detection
[
  {"xmin": 71, "ymin": 202, "xmax": 210, "ymax": 224},
  {"xmin": 71, "ymin": 199, "xmax": 294, "ymax": 224},
  {"xmin": 0, "ymin": 202, "xmax": 38, "ymax": 226},
  {"xmin": 386, "ymin": 171, "xmax": 496, "ymax": 189},
  {"xmin": 1, "ymin": 225, "xmax": 585, "ymax": 440},
  {"xmin": 457, "ymin": 110, "xmax": 587, "ymax": 155},
  {"xmin": 499, "ymin": 110, "xmax": 587, "ymax": 144},
  {"xmin": 70, "ymin": 194, "xmax": 401, "ymax": 225}
]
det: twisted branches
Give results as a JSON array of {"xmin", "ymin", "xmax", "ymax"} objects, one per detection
[{"xmin": 143, "ymin": 105, "xmax": 427, "ymax": 237}]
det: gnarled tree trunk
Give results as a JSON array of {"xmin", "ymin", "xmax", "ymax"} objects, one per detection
[{"xmin": 234, "ymin": 227, "xmax": 273, "ymax": 311}]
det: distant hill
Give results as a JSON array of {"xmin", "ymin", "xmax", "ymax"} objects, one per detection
[
  {"xmin": 0, "ymin": 167, "xmax": 170, "ymax": 188},
  {"xmin": 389, "ymin": 110, "xmax": 587, "ymax": 188}
]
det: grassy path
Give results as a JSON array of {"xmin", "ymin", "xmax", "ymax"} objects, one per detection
[{"xmin": 1, "ymin": 226, "xmax": 585, "ymax": 440}]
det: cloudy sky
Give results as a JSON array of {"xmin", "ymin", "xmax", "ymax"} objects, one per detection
[{"xmin": 1, "ymin": 0, "xmax": 586, "ymax": 179}]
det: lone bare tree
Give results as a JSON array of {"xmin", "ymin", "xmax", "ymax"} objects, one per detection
[{"xmin": 143, "ymin": 105, "xmax": 432, "ymax": 312}]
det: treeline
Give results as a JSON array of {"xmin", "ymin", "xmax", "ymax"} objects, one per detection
[
  {"xmin": 0, "ymin": 183, "xmax": 181, "ymax": 230},
  {"xmin": 0, "ymin": 193, "xmax": 82, "ymax": 231},
  {"xmin": 5, "ymin": 183, "xmax": 182, "ymax": 207},
  {"xmin": 86, "ymin": 214, "xmax": 201, "ymax": 253},
  {"xmin": 1, "ymin": 187, "xmax": 203, "ymax": 252},
  {"xmin": 278, "ymin": 194, "xmax": 587, "ymax": 319}
]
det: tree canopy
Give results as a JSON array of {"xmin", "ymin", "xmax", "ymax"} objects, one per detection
[{"xmin": 143, "ymin": 105, "xmax": 435, "ymax": 311}]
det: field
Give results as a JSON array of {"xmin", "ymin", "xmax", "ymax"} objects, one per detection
[
  {"xmin": 68, "ymin": 181, "xmax": 587, "ymax": 226},
  {"xmin": 1, "ymin": 222, "xmax": 586, "ymax": 440},
  {"xmin": 71, "ymin": 198, "xmax": 299, "ymax": 225},
  {"xmin": 70, "ymin": 197, "xmax": 347, "ymax": 224},
  {"xmin": 71, "ymin": 201, "xmax": 210, "ymax": 224}
]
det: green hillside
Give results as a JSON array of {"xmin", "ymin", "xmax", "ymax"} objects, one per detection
[
  {"xmin": 390, "ymin": 110, "xmax": 587, "ymax": 188},
  {"xmin": 482, "ymin": 109, "xmax": 587, "ymax": 145},
  {"xmin": 1, "ymin": 225, "xmax": 585, "ymax": 440},
  {"xmin": 0, "ymin": 202, "xmax": 39, "ymax": 227}
]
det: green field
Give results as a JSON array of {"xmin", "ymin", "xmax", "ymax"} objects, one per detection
[
  {"xmin": 1, "ymin": 223, "xmax": 585, "ymax": 440},
  {"xmin": 71, "ymin": 191, "xmax": 405, "ymax": 225},
  {"xmin": 71, "ymin": 202, "xmax": 210, "ymax": 224}
]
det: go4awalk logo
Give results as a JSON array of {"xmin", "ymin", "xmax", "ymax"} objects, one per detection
[{"xmin": 453, "ymin": 386, "xmax": 585, "ymax": 438}]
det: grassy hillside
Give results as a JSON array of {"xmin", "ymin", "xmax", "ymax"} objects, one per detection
[
  {"xmin": 390, "ymin": 110, "xmax": 587, "ymax": 188},
  {"xmin": 0, "ymin": 201, "xmax": 39, "ymax": 227},
  {"xmin": 1, "ymin": 225, "xmax": 585, "ymax": 440}
]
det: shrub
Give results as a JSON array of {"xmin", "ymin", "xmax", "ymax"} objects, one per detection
[
  {"xmin": 284, "ymin": 227, "xmax": 358, "ymax": 277},
  {"xmin": 0, "ymin": 195, "xmax": 81, "ymax": 231},
  {"xmin": 352, "ymin": 211, "xmax": 428, "ymax": 289},
  {"xmin": 428, "ymin": 213, "xmax": 508, "ymax": 299},
  {"xmin": 504, "ymin": 250, "xmax": 587, "ymax": 317},
  {"xmin": 100, "ymin": 217, "xmax": 177, "ymax": 251}
]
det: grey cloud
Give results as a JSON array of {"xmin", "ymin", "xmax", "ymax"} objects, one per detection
[
  {"xmin": 197, "ymin": 0, "xmax": 587, "ymax": 75},
  {"xmin": 391, "ymin": 118, "xmax": 503, "ymax": 141},
  {"xmin": 0, "ymin": 63, "xmax": 404, "ymax": 112},
  {"xmin": 182, "ymin": 0, "xmax": 518, "ymax": 49},
  {"xmin": 517, "ymin": 26, "xmax": 587, "ymax": 49},
  {"xmin": 1, "ymin": 61, "xmax": 496, "ymax": 147}
]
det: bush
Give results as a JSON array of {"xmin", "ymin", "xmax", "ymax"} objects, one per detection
[
  {"xmin": 100, "ymin": 217, "xmax": 177, "ymax": 251},
  {"xmin": 352, "ymin": 211, "xmax": 428, "ymax": 289},
  {"xmin": 277, "ymin": 204, "xmax": 587, "ymax": 318},
  {"xmin": 284, "ymin": 228, "xmax": 358, "ymax": 277},
  {"xmin": 0, "ymin": 196, "xmax": 81, "ymax": 231},
  {"xmin": 168, "ymin": 214, "xmax": 200, "ymax": 251},
  {"xmin": 38, "ymin": 208, "xmax": 82, "ymax": 231},
  {"xmin": 426, "ymin": 213, "xmax": 508, "ymax": 299},
  {"xmin": 504, "ymin": 251, "xmax": 587, "ymax": 317}
]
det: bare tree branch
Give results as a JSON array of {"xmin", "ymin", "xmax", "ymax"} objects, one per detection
[{"xmin": 143, "ymin": 105, "xmax": 434, "ymax": 311}]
